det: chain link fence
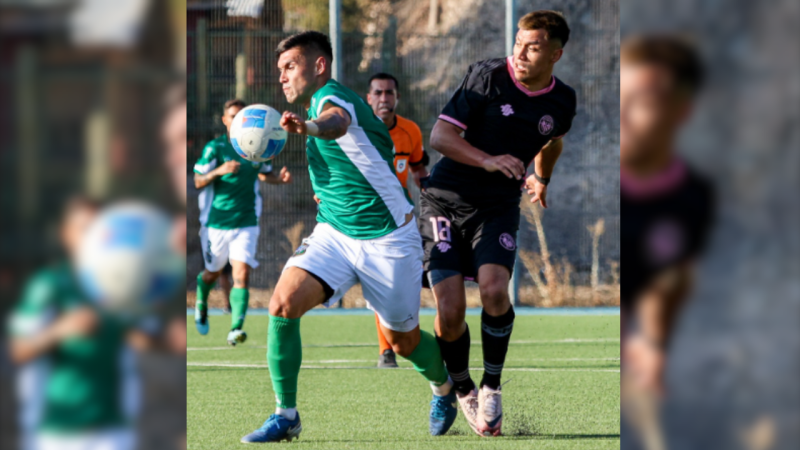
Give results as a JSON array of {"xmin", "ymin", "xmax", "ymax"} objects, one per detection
[{"xmin": 186, "ymin": 0, "xmax": 619, "ymax": 306}]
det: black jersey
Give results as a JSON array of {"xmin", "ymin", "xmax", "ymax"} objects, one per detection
[
  {"xmin": 429, "ymin": 56, "xmax": 577, "ymax": 204},
  {"xmin": 621, "ymin": 160, "xmax": 715, "ymax": 309}
]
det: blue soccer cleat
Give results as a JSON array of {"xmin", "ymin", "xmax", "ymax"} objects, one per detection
[
  {"xmin": 240, "ymin": 413, "xmax": 302, "ymax": 443},
  {"xmin": 429, "ymin": 390, "xmax": 458, "ymax": 436}
]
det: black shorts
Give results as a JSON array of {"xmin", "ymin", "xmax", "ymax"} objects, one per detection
[{"xmin": 419, "ymin": 187, "xmax": 520, "ymax": 286}]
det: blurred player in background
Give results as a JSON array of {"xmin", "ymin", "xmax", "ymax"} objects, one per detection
[
  {"xmin": 240, "ymin": 31, "xmax": 457, "ymax": 443},
  {"xmin": 365, "ymin": 72, "xmax": 429, "ymax": 368},
  {"xmin": 620, "ymin": 35, "xmax": 714, "ymax": 450},
  {"xmin": 193, "ymin": 99, "xmax": 292, "ymax": 345},
  {"xmin": 7, "ymin": 197, "xmax": 185, "ymax": 450},
  {"xmin": 423, "ymin": 11, "xmax": 576, "ymax": 436}
]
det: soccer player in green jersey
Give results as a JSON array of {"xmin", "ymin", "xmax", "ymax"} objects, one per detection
[
  {"xmin": 240, "ymin": 31, "xmax": 457, "ymax": 443},
  {"xmin": 193, "ymin": 99, "xmax": 292, "ymax": 345}
]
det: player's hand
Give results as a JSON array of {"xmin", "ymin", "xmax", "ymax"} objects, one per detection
[
  {"xmin": 278, "ymin": 166, "xmax": 292, "ymax": 184},
  {"xmin": 280, "ymin": 111, "xmax": 307, "ymax": 135},
  {"xmin": 525, "ymin": 175, "xmax": 549, "ymax": 208},
  {"xmin": 216, "ymin": 160, "xmax": 240, "ymax": 175},
  {"xmin": 481, "ymin": 154, "xmax": 525, "ymax": 180},
  {"xmin": 52, "ymin": 307, "xmax": 98, "ymax": 340},
  {"xmin": 624, "ymin": 334, "xmax": 666, "ymax": 397},
  {"xmin": 313, "ymin": 194, "xmax": 321, "ymax": 204}
]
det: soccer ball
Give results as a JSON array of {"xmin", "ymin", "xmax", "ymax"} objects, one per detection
[
  {"xmin": 76, "ymin": 201, "xmax": 183, "ymax": 314},
  {"xmin": 229, "ymin": 104, "xmax": 287, "ymax": 162}
]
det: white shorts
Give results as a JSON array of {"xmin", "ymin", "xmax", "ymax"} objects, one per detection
[
  {"xmin": 199, "ymin": 226, "xmax": 260, "ymax": 272},
  {"xmin": 35, "ymin": 428, "xmax": 135, "ymax": 450},
  {"xmin": 284, "ymin": 221, "xmax": 423, "ymax": 332}
]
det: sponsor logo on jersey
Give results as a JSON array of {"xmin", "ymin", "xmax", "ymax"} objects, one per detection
[
  {"xmin": 436, "ymin": 241, "xmax": 451, "ymax": 253},
  {"xmin": 499, "ymin": 233, "xmax": 516, "ymax": 251},
  {"xmin": 539, "ymin": 115, "xmax": 554, "ymax": 135},
  {"xmin": 396, "ymin": 159, "xmax": 407, "ymax": 173},
  {"xmin": 501, "ymin": 104, "xmax": 515, "ymax": 116}
]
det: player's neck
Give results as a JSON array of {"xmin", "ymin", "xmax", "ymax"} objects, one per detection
[
  {"xmin": 621, "ymin": 148, "xmax": 675, "ymax": 179},
  {"xmin": 519, "ymin": 70, "xmax": 554, "ymax": 92},
  {"xmin": 383, "ymin": 114, "xmax": 397, "ymax": 129}
]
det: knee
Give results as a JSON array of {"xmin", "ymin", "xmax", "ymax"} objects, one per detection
[
  {"xmin": 480, "ymin": 279, "xmax": 510, "ymax": 315},
  {"xmin": 388, "ymin": 332, "xmax": 419, "ymax": 358},
  {"xmin": 269, "ymin": 289, "xmax": 300, "ymax": 319},
  {"xmin": 436, "ymin": 305, "xmax": 466, "ymax": 341},
  {"xmin": 201, "ymin": 270, "xmax": 220, "ymax": 285}
]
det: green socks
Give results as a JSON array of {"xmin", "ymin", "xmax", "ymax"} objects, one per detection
[
  {"xmin": 230, "ymin": 288, "xmax": 249, "ymax": 331},
  {"xmin": 196, "ymin": 273, "xmax": 214, "ymax": 312},
  {"xmin": 405, "ymin": 329, "xmax": 449, "ymax": 387},
  {"xmin": 268, "ymin": 315, "xmax": 302, "ymax": 409}
]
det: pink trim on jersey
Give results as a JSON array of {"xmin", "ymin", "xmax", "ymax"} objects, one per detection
[
  {"xmin": 507, "ymin": 56, "xmax": 556, "ymax": 97},
  {"xmin": 621, "ymin": 158, "xmax": 687, "ymax": 198},
  {"xmin": 438, "ymin": 114, "xmax": 468, "ymax": 130}
]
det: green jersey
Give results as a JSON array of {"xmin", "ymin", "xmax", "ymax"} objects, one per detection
[
  {"xmin": 193, "ymin": 134, "xmax": 273, "ymax": 229},
  {"xmin": 307, "ymin": 79, "xmax": 412, "ymax": 239},
  {"xmin": 8, "ymin": 263, "xmax": 130, "ymax": 432}
]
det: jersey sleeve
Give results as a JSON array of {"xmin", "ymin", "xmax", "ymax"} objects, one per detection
[
  {"xmin": 408, "ymin": 122, "xmax": 425, "ymax": 165},
  {"xmin": 314, "ymin": 84, "xmax": 357, "ymax": 125},
  {"xmin": 439, "ymin": 63, "xmax": 490, "ymax": 130},
  {"xmin": 194, "ymin": 140, "xmax": 219, "ymax": 175},
  {"xmin": 7, "ymin": 271, "xmax": 58, "ymax": 338}
]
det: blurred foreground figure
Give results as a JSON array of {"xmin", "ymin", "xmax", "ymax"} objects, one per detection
[
  {"xmin": 7, "ymin": 198, "xmax": 184, "ymax": 450},
  {"xmin": 620, "ymin": 35, "xmax": 715, "ymax": 449}
]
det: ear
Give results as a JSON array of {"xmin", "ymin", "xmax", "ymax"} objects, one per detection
[
  {"xmin": 551, "ymin": 48, "xmax": 564, "ymax": 64},
  {"xmin": 315, "ymin": 56, "xmax": 326, "ymax": 76}
]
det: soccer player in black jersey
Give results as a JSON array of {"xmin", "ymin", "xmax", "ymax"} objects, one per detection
[
  {"xmin": 420, "ymin": 10, "xmax": 577, "ymax": 436},
  {"xmin": 620, "ymin": 35, "xmax": 714, "ymax": 449}
]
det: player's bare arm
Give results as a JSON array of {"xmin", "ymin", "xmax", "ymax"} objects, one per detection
[
  {"xmin": 525, "ymin": 138, "xmax": 563, "ymax": 208},
  {"xmin": 410, "ymin": 164, "xmax": 429, "ymax": 188},
  {"xmin": 194, "ymin": 160, "xmax": 241, "ymax": 189},
  {"xmin": 430, "ymin": 119, "xmax": 525, "ymax": 180},
  {"xmin": 625, "ymin": 262, "xmax": 693, "ymax": 394},
  {"xmin": 258, "ymin": 166, "xmax": 293, "ymax": 184},
  {"xmin": 9, "ymin": 307, "xmax": 98, "ymax": 364},
  {"xmin": 280, "ymin": 103, "xmax": 351, "ymax": 140}
]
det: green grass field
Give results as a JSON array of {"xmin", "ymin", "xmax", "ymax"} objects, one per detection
[{"xmin": 187, "ymin": 312, "xmax": 620, "ymax": 449}]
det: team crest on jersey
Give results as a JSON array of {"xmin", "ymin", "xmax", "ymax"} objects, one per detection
[
  {"xmin": 293, "ymin": 239, "xmax": 310, "ymax": 257},
  {"xmin": 539, "ymin": 115, "xmax": 554, "ymax": 135},
  {"xmin": 499, "ymin": 233, "xmax": 516, "ymax": 251},
  {"xmin": 396, "ymin": 159, "xmax": 407, "ymax": 173},
  {"xmin": 646, "ymin": 220, "xmax": 684, "ymax": 264}
]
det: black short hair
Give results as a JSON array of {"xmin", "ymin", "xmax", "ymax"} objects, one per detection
[
  {"xmin": 223, "ymin": 99, "xmax": 247, "ymax": 112},
  {"xmin": 368, "ymin": 73, "xmax": 399, "ymax": 92},
  {"xmin": 276, "ymin": 31, "xmax": 333, "ymax": 61}
]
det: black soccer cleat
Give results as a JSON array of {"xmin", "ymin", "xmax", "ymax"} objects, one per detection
[{"xmin": 377, "ymin": 349, "xmax": 398, "ymax": 368}]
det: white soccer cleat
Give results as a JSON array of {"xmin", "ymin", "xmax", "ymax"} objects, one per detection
[
  {"xmin": 477, "ymin": 386, "xmax": 503, "ymax": 436},
  {"xmin": 456, "ymin": 389, "xmax": 483, "ymax": 437},
  {"xmin": 227, "ymin": 329, "xmax": 247, "ymax": 346}
]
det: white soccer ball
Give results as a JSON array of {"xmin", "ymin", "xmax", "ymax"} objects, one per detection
[
  {"xmin": 76, "ymin": 201, "xmax": 183, "ymax": 314},
  {"xmin": 229, "ymin": 104, "xmax": 287, "ymax": 162}
]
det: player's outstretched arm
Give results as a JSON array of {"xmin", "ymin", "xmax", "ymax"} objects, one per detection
[
  {"xmin": 194, "ymin": 161, "xmax": 240, "ymax": 189},
  {"xmin": 9, "ymin": 307, "xmax": 98, "ymax": 364},
  {"xmin": 281, "ymin": 103, "xmax": 351, "ymax": 140},
  {"xmin": 430, "ymin": 120, "xmax": 525, "ymax": 179},
  {"xmin": 258, "ymin": 167, "xmax": 292, "ymax": 185}
]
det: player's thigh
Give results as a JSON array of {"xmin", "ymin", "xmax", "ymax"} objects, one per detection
[
  {"xmin": 200, "ymin": 227, "xmax": 231, "ymax": 272},
  {"xmin": 229, "ymin": 226, "xmax": 260, "ymax": 269},
  {"xmin": 471, "ymin": 204, "xmax": 520, "ymax": 283},
  {"xmin": 270, "ymin": 267, "xmax": 329, "ymax": 319},
  {"xmin": 419, "ymin": 189, "xmax": 469, "ymax": 283},
  {"xmin": 282, "ymin": 223, "xmax": 358, "ymax": 308},
  {"xmin": 359, "ymin": 222, "xmax": 423, "ymax": 333}
]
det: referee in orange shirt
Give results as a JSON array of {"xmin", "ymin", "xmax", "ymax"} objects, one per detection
[{"xmin": 366, "ymin": 72, "xmax": 429, "ymax": 367}]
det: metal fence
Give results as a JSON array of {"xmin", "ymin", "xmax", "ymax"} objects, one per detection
[{"xmin": 186, "ymin": 0, "xmax": 619, "ymax": 302}]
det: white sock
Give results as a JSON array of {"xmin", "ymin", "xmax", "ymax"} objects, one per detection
[
  {"xmin": 276, "ymin": 407, "xmax": 297, "ymax": 421},
  {"xmin": 431, "ymin": 377, "xmax": 453, "ymax": 397}
]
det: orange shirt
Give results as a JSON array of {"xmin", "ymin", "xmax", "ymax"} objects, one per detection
[{"xmin": 389, "ymin": 115, "xmax": 424, "ymax": 189}]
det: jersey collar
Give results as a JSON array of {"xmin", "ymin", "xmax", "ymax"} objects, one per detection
[
  {"xmin": 621, "ymin": 158, "xmax": 687, "ymax": 199},
  {"xmin": 506, "ymin": 56, "xmax": 556, "ymax": 97}
]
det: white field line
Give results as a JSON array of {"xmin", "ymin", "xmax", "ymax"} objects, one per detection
[
  {"xmin": 188, "ymin": 358, "xmax": 619, "ymax": 364},
  {"xmin": 187, "ymin": 338, "xmax": 619, "ymax": 351},
  {"xmin": 187, "ymin": 362, "xmax": 620, "ymax": 373}
]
